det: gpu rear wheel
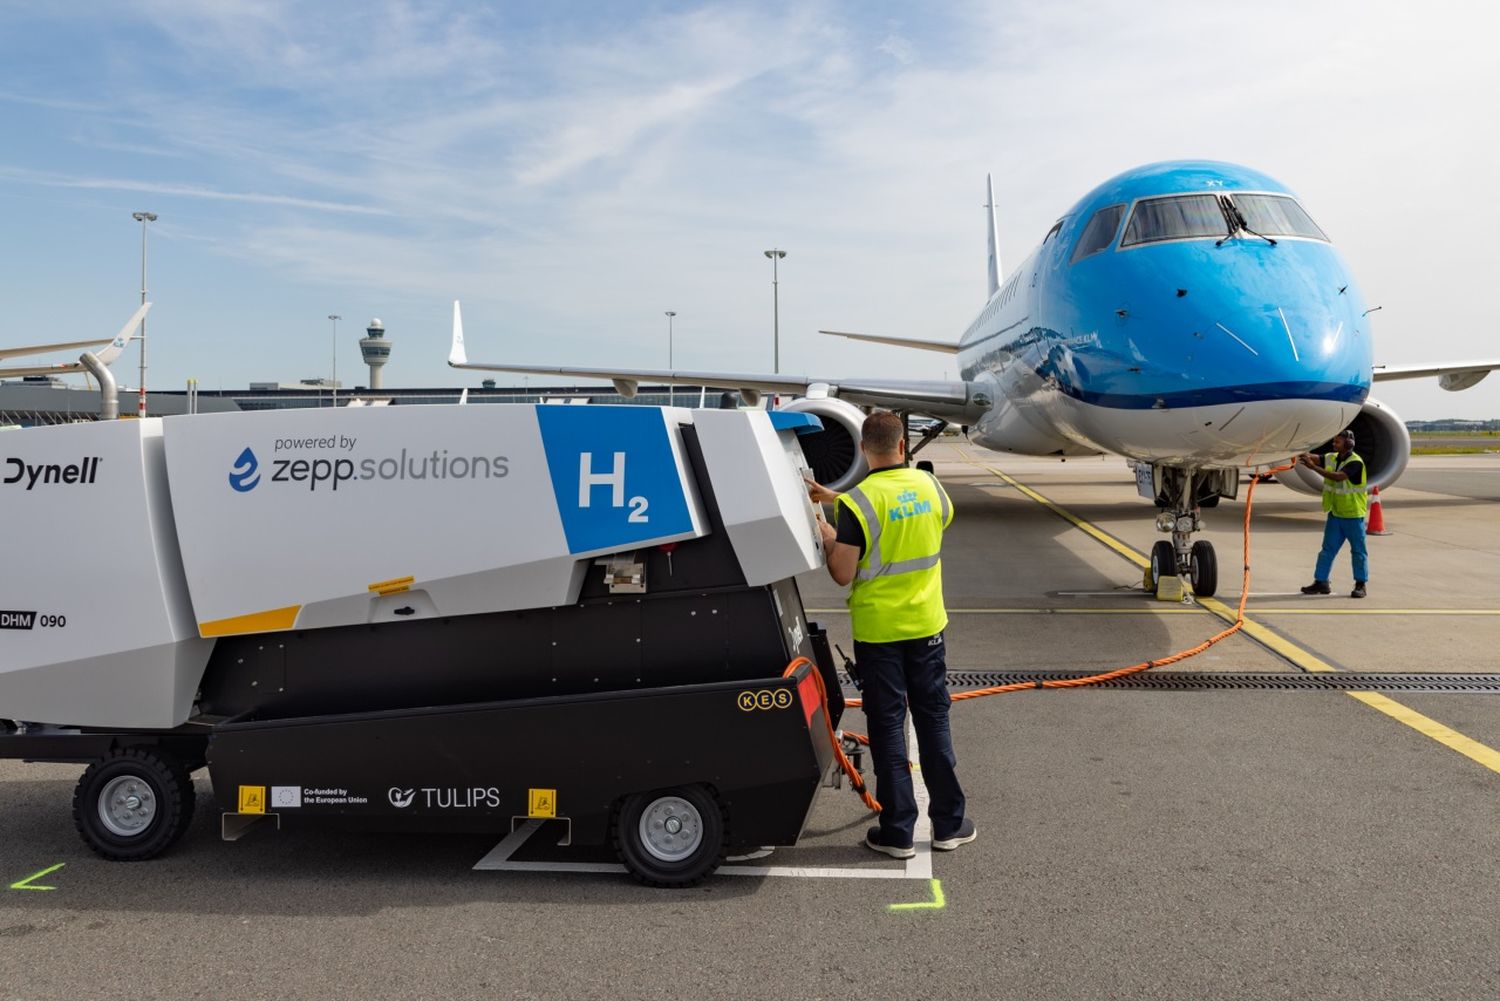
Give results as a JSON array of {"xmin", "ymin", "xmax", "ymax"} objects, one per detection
[{"xmin": 614, "ymin": 785, "xmax": 725, "ymax": 888}]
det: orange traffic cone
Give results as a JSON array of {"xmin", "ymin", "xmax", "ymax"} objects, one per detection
[{"xmin": 1367, "ymin": 484, "xmax": 1391, "ymax": 535}]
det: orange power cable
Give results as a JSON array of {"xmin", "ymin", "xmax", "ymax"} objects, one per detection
[{"xmin": 832, "ymin": 461, "xmax": 1295, "ymax": 796}]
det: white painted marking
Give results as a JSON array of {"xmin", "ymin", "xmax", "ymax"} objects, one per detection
[
  {"xmin": 472, "ymin": 729, "xmax": 936, "ymax": 882},
  {"xmin": 1278, "ymin": 307, "xmax": 1300, "ymax": 362},
  {"xmin": 1215, "ymin": 322, "xmax": 1258, "ymax": 356},
  {"xmin": 905, "ymin": 714, "xmax": 934, "ymax": 880}
]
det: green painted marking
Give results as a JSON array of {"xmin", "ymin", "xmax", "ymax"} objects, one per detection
[
  {"xmin": 887, "ymin": 878, "xmax": 945, "ymax": 912},
  {"xmin": 9, "ymin": 862, "xmax": 65, "ymax": 892}
]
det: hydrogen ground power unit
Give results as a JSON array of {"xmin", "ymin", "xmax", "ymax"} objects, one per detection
[{"xmin": 0, "ymin": 404, "xmax": 846, "ymax": 886}]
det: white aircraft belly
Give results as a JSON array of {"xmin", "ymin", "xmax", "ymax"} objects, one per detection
[{"xmin": 1051, "ymin": 396, "xmax": 1354, "ymax": 467}]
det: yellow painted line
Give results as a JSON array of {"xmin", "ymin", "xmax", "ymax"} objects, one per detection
[
  {"xmin": 963, "ymin": 457, "xmax": 1149, "ymax": 569},
  {"xmin": 1245, "ymin": 608, "xmax": 1500, "ymax": 616},
  {"xmin": 887, "ymin": 878, "xmax": 946, "ymax": 912},
  {"xmin": 1346, "ymin": 692, "xmax": 1500, "ymax": 776},
  {"xmin": 1196, "ymin": 596, "xmax": 1341, "ymax": 673},
  {"xmin": 198, "ymin": 604, "xmax": 302, "ymax": 638},
  {"xmin": 962, "ymin": 453, "xmax": 1500, "ymax": 769}
]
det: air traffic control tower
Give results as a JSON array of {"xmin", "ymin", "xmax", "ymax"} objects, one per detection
[{"xmin": 359, "ymin": 318, "xmax": 391, "ymax": 389}]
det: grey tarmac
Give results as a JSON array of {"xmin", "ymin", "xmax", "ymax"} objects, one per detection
[{"xmin": 1, "ymin": 446, "xmax": 1496, "ymax": 1001}]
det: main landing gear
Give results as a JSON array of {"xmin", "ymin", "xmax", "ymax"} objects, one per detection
[{"xmin": 1144, "ymin": 466, "xmax": 1237, "ymax": 599}]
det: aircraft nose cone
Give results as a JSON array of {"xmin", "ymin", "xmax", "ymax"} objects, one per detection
[{"xmin": 1219, "ymin": 304, "xmax": 1369, "ymax": 391}]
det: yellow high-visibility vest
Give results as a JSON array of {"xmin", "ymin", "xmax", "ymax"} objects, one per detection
[
  {"xmin": 1321, "ymin": 450, "xmax": 1368, "ymax": 519},
  {"xmin": 836, "ymin": 467, "xmax": 953, "ymax": 643}
]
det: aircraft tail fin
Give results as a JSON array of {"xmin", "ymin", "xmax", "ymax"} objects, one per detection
[
  {"xmin": 94, "ymin": 302, "xmax": 152, "ymax": 366},
  {"xmin": 986, "ymin": 174, "xmax": 1001, "ymax": 298},
  {"xmin": 448, "ymin": 300, "xmax": 467, "ymax": 366}
]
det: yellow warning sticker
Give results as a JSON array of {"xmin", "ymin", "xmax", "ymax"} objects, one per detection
[
  {"xmin": 528, "ymin": 788, "xmax": 557, "ymax": 818},
  {"xmin": 238, "ymin": 785, "xmax": 266, "ymax": 814},
  {"xmin": 368, "ymin": 575, "xmax": 415, "ymax": 596}
]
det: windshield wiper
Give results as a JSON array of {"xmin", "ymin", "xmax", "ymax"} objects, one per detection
[
  {"xmin": 1214, "ymin": 196, "xmax": 1239, "ymax": 246},
  {"xmin": 1218, "ymin": 198, "xmax": 1278, "ymax": 247}
]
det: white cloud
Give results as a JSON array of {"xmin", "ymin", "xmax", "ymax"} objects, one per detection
[{"xmin": 1, "ymin": 0, "xmax": 1496, "ymax": 418}]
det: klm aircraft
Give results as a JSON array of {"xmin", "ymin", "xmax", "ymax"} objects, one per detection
[
  {"xmin": 449, "ymin": 161, "xmax": 1499, "ymax": 598},
  {"xmin": 0, "ymin": 303, "xmax": 151, "ymax": 379}
]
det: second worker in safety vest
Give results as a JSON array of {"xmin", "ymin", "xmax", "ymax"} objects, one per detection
[
  {"xmin": 806, "ymin": 410, "xmax": 976, "ymax": 859},
  {"xmin": 1298, "ymin": 428, "xmax": 1370, "ymax": 599}
]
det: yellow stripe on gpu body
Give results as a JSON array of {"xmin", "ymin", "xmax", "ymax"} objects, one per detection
[{"xmin": 198, "ymin": 605, "xmax": 302, "ymax": 638}]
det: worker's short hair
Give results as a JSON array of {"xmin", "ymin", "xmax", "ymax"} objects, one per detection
[
  {"xmin": 1336, "ymin": 428, "xmax": 1356, "ymax": 446},
  {"xmin": 861, "ymin": 410, "xmax": 905, "ymax": 455}
]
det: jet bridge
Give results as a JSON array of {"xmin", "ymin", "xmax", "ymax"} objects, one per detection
[{"xmin": 0, "ymin": 404, "xmax": 845, "ymax": 886}]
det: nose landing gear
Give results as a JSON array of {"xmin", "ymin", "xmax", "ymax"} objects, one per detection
[{"xmin": 1144, "ymin": 466, "xmax": 1236, "ymax": 599}]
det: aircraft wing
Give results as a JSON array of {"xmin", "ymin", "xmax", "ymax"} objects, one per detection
[
  {"xmin": 1, "ymin": 338, "xmax": 117, "ymax": 361},
  {"xmin": 0, "ymin": 304, "xmax": 151, "ymax": 375},
  {"xmin": 1373, "ymin": 359, "xmax": 1500, "ymax": 392},
  {"xmin": 817, "ymin": 329, "xmax": 963, "ymax": 354},
  {"xmin": 446, "ymin": 301, "xmax": 991, "ymax": 422}
]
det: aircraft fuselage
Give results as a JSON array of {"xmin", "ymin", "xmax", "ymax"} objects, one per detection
[{"xmin": 959, "ymin": 161, "xmax": 1373, "ymax": 468}]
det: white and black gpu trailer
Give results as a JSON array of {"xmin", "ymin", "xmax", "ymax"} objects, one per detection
[{"xmin": 0, "ymin": 404, "xmax": 846, "ymax": 886}]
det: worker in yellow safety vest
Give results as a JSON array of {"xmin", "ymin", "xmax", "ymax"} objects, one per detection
[
  {"xmin": 1298, "ymin": 428, "xmax": 1370, "ymax": 599},
  {"xmin": 805, "ymin": 410, "xmax": 976, "ymax": 858}
]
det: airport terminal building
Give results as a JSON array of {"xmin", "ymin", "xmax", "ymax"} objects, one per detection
[{"xmin": 0, "ymin": 378, "xmax": 718, "ymax": 427}]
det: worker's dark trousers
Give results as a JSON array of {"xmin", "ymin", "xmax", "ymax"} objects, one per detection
[{"xmin": 854, "ymin": 632, "xmax": 967, "ymax": 845}]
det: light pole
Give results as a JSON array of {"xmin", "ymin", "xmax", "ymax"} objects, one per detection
[
  {"xmin": 664, "ymin": 311, "xmax": 676, "ymax": 406},
  {"xmin": 763, "ymin": 249, "xmax": 786, "ymax": 374},
  {"xmin": 131, "ymin": 211, "xmax": 157, "ymax": 417},
  {"xmin": 328, "ymin": 315, "xmax": 341, "ymax": 407}
]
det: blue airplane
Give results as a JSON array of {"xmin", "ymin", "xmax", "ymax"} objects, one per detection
[{"xmin": 449, "ymin": 160, "xmax": 1500, "ymax": 597}]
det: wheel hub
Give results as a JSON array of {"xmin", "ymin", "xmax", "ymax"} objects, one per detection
[
  {"xmin": 99, "ymin": 775, "xmax": 157, "ymax": 837},
  {"xmin": 638, "ymin": 795, "xmax": 704, "ymax": 863}
]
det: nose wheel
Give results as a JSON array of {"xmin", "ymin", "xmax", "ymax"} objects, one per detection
[{"xmin": 1189, "ymin": 540, "xmax": 1218, "ymax": 597}]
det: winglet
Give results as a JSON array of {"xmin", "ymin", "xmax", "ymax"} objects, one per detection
[
  {"xmin": 448, "ymin": 300, "xmax": 467, "ymax": 367},
  {"xmin": 95, "ymin": 302, "xmax": 152, "ymax": 366},
  {"xmin": 986, "ymin": 174, "xmax": 1001, "ymax": 297}
]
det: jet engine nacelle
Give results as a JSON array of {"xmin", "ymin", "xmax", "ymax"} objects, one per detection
[
  {"xmin": 781, "ymin": 396, "xmax": 869, "ymax": 493},
  {"xmin": 1275, "ymin": 397, "xmax": 1411, "ymax": 495}
]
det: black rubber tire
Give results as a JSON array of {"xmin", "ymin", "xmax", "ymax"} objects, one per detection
[
  {"xmin": 1189, "ymin": 540, "xmax": 1218, "ymax": 598},
  {"xmin": 916, "ymin": 460, "xmax": 935, "ymax": 474},
  {"xmin": 1149, "ymin": 540, "xmax": 1176, "ymax": 591},
  {"xmin": 73, "ymin": 747, "xmax": 195, "ymax": 861},
  {"xmin": 613, "ymin": 785, "xmax": 726, "ymax": 888}
]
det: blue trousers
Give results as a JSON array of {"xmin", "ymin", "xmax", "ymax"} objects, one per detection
[
  {"xmin": 854, "ymin": 632, "xmax": 966, "ymax": 845},
  {"xmin": 1314, "ymin": 514, "xmax": 1369, "ymax": 583}
]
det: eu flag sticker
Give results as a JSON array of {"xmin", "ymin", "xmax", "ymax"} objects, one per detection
[{"xmin": 535, "ymin": 406, "xmax": 699, "ymax": 554}]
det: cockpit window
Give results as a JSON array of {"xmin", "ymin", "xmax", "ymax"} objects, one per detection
[
  {"xmin": 1232, "ymin": 194, "xmax": 1329, "ymax": 241},
  {"xmin": 1070, "ymin": 204, "xmax": 1124, "ymax": 263},
  {"xmin": 1120, "ymin": 194, "xmax": 1228, "ymax": 247}
]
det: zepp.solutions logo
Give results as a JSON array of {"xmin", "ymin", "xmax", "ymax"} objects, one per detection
[
  {"xmin": 228, "ymin": 447, "xmax": 261, "ymax": 492},
  {"xmin": 388, "ymin": 787, "xmax": 416, "ymax": 809}
]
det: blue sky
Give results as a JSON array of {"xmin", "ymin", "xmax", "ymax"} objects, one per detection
[{"xmin": 2, "ymin": 0, "xmax": 1496, "ymax": 418}]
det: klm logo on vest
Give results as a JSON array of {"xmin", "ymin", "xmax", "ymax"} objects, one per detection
[{"xmin": 887, "ymin": 489, "xmax": 932, "ymax": 522}]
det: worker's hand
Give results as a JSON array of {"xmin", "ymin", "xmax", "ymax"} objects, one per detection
[
  {"xmin": 805, "ymin": 478, "xmax": 840, "ymax": 504},
  {"xmin": 817, "ymin": 519, "xmax": 837, "ymax": 545}
]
